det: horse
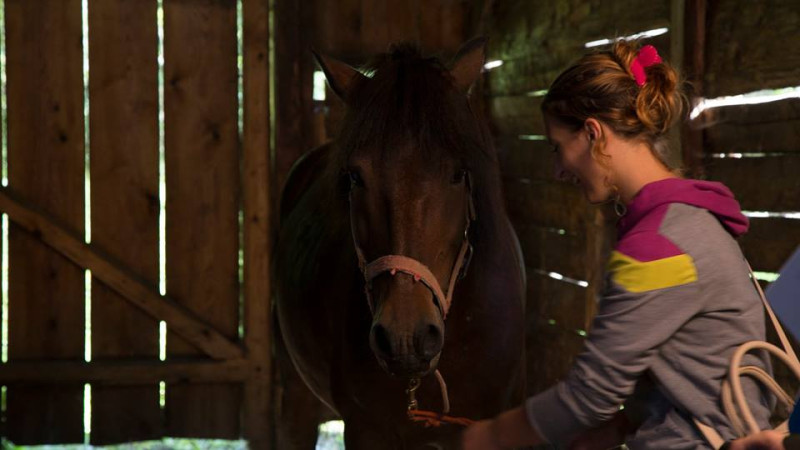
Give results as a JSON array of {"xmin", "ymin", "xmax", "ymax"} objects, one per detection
[{"xmin": 273, "ymin": 37, "xmax": 526, "ymax": 449}]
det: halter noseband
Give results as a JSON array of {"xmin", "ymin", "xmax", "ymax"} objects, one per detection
[{"xmin": 349, "ymin": 174, "xmax": 476, "ymax": 319}]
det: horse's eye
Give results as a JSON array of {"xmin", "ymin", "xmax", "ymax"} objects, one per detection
[
  {"xmin": 349, "ymin": 171, "xmax": 364, "ymax": 188},
  {"xmin": 452, "ymin": 169, "xmax": 467, "ymax": 184}
]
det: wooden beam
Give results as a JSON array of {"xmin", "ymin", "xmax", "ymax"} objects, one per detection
[
  {"xmin": 0, "ymin": 359, "xmax": 252, "ymax": 385},
  {"xmin": 667, "ymin": 0, "xmax": 686, "ymax": 170},
  {"xmin": 682, "ymin": 0, "xmax": 707, "ymax": 177},
  {"xmin": 0, "ymin": 187, "xmax": 244, "ymax": 360},
  {"xmin": 242, "ymin": 0, "xmax": 274, "ymax": 448}
]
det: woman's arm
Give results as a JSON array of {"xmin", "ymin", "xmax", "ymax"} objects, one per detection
[{"xmin": 462, "ymin": 406, "xmax": 544, "ymax": 449}]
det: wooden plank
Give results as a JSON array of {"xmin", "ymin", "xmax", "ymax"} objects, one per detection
[
  {"xmin": 0, "ymin": 359, "xmax": 252, "ymax": 385},
  {"xmin": 386, "ymin": 0, "xmax": 419, "ymax": 47},
  {"xmin": 739, "ymin": 218, "xmax": 800, "ymax": 274},
  {"xmin": 502, "ymin": 178, "xmax": 588, "ymax": 231},
  {"xmin": 314, "ymin": 0, "xmax": 362, "ymax": 57},
  {"xmin": 275, "ymin": 0, "xmax": 316, "ymax": 198},
  {"xmin": 705, "ymin": 120, "xmax": 800, "ymax": 155},
  {"xmin": 487, "ymin": 0, "xmax": 671, "ymax": 96},
  {"xmin": 164, "ymin": 0, "xmax": 241, "ymax": 439},
  {"xmin": 496, "ymin": 136, "xmax": 554, "ymax": 182},
  {"xmin": 526, "ymin": 318, "xmax": 586, "ymax": 395},
  {"xmin": 490, "ymin": 0, "xmax": 670, "ymax": 60},
  {"xmin": 701, "ymin": 99, "xmax": 800, "ymax": 155},
  {"xmin": 419, "ymin": 0, "xmax": 443, "ymax": 51},
  {"xmin": 583, "ymin": 208, "xmax": 615, "ymax": 325},
  {"xmin": 703, "ymin": 155, "xmax": 800, "ymax": 212},
  {"xmin": 488, "ymin": 32, "xmax": 672, "ymax": 97},
  {"xmin": 438, "ymin": 0, "xmax": 468, "ymax": 53},
  {"xmin": 515, "ymin": 224, "xmax": 588, "ymax": 281},
  {"xmin": 419, "ymin": 0, "xmax": 470, "ymax": 54},
  {"xmin": 490, "ymin": 95, "xmax": 546, "ymax": 137},
  {"xmin": 5, "ymin": 0, "xmax": 85, "ymax": 444},
  {"xmin": 242, "ymin": 0, "xmax": 273, "ymax": 448},
  {"xmin": 704, "ymin": 0, "xmax": 800, "ymax": 97},
  {"xmin": 88, "ymin": 0, "xmax": 161, "ymax": 444},
  {"xmin": 360, "ymin": 1, "xmax": 389, "ymax": 54},
  {"xmin": 681, "ymin": 0, "xmax": 707, "ymax": 177},
  {"xmin": 166, "ymin": 382, "xmax": 243, "ymax": 439},
  {"xmin": 0, "ymin": 188, "xmax": 244, "ymax": 360},
  {"xmin": 527, "ymin": 271, "xmax": 589, "ymax": 333}
]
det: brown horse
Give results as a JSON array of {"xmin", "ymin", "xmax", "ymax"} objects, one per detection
[{"xmin": 274, "ymin": 38, "xmax": 526, "ymax": 449}]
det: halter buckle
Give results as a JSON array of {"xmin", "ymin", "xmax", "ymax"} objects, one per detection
[
  {"xmin": 457, "ymin": 243, "xmax": 474, "ymax": 281},
  {"xmin": 406, "ymin": 378, "xmax": 421, "ymax": 411}
]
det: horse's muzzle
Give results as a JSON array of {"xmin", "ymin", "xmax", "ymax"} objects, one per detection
[{"xmin": 369, "ymin": 321, "xmax": 443, "ymax": 378}]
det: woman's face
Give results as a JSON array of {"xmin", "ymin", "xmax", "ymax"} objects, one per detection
[{"xmin": 544, "ymin": 116, "xmax": 613, "ymax": 204}]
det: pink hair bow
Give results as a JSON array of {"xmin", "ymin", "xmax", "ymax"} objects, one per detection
[{"xmin": 630, "ymin": 45, "xmax": 662, "ymax": 86}]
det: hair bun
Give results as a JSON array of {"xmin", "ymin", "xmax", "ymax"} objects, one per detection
[{"xmin": 612, "ymin": 41, "xmax": 684, "ymax": 135}]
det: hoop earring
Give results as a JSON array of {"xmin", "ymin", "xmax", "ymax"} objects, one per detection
[
  {"xmin": 609, "ymin": 183, "xmax": 627, "ymax": 217},
  {"xmin": 614, "ymin": 195, "xmax": 628, "ymax": 217}
]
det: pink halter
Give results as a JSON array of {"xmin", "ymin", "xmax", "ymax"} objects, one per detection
[{"xmin": 349, "ymin": 175, "xmax": 476, "ymax": 319}]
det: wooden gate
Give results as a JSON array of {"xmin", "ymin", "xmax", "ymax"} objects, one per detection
[{"xmin": 0, "ymin": 0, "xmax": 272, "ymax": 447}]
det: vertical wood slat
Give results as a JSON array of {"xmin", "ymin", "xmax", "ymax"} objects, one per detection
[
  {"xmin": 88, "ymin": 1, "xmax": 162, "ymax": 444},
  {"xmin": 275, "ymin": 0, "xmax": 316, "ymax": 196},
  {"xmin": 164, "ymin": 0, "xmax": 241, "ymax": 438},
  {"xmin": 681, "ymin": 0, "xmax": 706, "ymax": 177},
  {"xmin": 242, "ymin": 0, "xmax": 273, "ymax": 448},
  {"xmin": 359, "ymin": 1, "xmax": 389, "ymax": 54},
  {"xmin": 4, "ymin": 0, "xmax": 85, "ymax": 444}
]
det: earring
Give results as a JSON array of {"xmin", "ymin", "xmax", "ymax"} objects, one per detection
[
  {"xmin": 609, "ymin": 183, "xmax": 627, "ymax": 217},
  {"xmin": 614, "ymin": 195, "xmax": 627, "ymax": 217}
]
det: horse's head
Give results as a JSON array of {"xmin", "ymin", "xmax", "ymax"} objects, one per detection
[{"xmin": 315, "ymin": 38, "xmax": 489, "ymax": 379}]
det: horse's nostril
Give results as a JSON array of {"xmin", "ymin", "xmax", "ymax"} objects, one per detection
[
  {"xmin": 372, "ymin": 323, "xmax": 393, "ymax": 359},
  {"xmin": 417, "ymin": 324, "xmax": 443, "ymax": 360}
]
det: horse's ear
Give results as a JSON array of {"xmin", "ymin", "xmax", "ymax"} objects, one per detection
[
  {"xmin": 312, "ymin": 49, "xmax": 367, "ymax": 102},
  {"xmin": 449, "ymin": 36, "xmax": 488, "ymax": 92}
]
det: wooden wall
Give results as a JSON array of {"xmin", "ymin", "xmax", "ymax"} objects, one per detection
[
  {"xmin": 696, "ymin": 0, "xmax": 800, "ymax": 271},
  {"xmin": 0, "ymin": 0, "xmax": 273, "ymax": 447},
  {"xmin": 689, "ymin": 0, "xmax": 800, "ymax": 400}
]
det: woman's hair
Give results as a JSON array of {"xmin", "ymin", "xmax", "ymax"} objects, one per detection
[{"xmin": 541, "ymin": 40, "xmax": 686, "ymax": 168}]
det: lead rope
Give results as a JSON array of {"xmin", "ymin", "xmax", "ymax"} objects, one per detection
[{"xmin": 407, "ymin": 370, "xmax": 476, "ymax": 427}]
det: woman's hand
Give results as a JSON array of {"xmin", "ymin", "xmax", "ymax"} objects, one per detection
[
  {"xmin": 567, "ymin": 411, "xmax": 630, "ymax": 450},
  {"xmin": 726, "ymin": 430, "xmax": 786, "ymax": 450},
  {"xmin": 461, "ymin": 406, "xmax": 544, "ymax": 449},
  {"xmin": 461, "ymin": 419, "xmax": 503, "ymax": 450}
]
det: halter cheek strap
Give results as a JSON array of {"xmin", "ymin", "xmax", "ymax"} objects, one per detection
[{"xmin": 350, "ymin": 175, "xmax": 476, "ymax": 320}]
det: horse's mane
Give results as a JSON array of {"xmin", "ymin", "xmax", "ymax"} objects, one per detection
[{"xmin": 323, "ymin": 43, "xmax": 507, "ymax": 245}]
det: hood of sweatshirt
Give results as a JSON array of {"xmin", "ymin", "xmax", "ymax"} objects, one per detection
[{"xmin": 618, "ymin": 178, "xmax": 749, "ymax": 238}]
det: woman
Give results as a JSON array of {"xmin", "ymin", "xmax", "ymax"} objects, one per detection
[{"xmin": 462, "ymin": 41, "xmax": 772, "ymax": 449}]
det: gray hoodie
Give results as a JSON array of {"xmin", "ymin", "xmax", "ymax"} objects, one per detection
[{"xmin": 525, "ymin": 178, "xmax": 772, "ymax": 449}]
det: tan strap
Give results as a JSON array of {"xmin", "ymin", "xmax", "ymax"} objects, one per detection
[
  {"xmin": 727, "ymin": 341, "xmax": 800, "ymax": 435},
  {"xmin": 694, "ymin": 418, "xmax": 726, "ymax": 450},
  {"xmin": 695, "ymin": 262, "xmax": 800, "ymax": 447}
]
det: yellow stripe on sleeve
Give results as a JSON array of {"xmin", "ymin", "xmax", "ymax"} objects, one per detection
[{"xmin": 607, "ymin": 251, "xmax": 698, "ymax": 293}]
